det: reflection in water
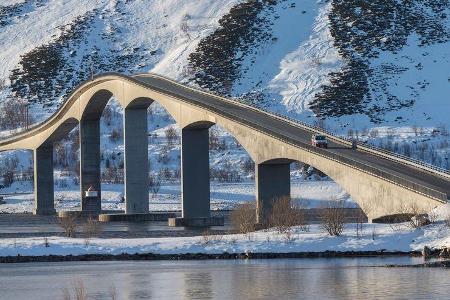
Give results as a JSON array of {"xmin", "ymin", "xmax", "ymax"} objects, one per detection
[
  {"xmin": 183, "ymin": 272, "xmax": 213, "ymax": 300},
  {"xmin": 0, "ymin": 258, "xmax": 449, "ymax": 300}
]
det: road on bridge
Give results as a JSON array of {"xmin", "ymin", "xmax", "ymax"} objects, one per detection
[{"xmin": 134, "ymin": 75, "xmax": 450, "ymax": 200}]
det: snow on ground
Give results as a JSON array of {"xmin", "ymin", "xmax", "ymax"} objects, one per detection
[
  {"xmin": 1, "ymin": 215, "xmax": 450, "ymax": 257},
  {"xmin": 332, "ymin": 33, "xmax": 450, "ymax": 129},
  {"xmin": 266, "ymin": 0, "xmax": 342, "ymax": 115},
  {"xmin": 0, "ymin": 0, "xmax": 107, "ymax": 81},
  {"xmin": 1, "ymin": 0, "xmax": 449, "ymax": 216},
  {"xmin": 0, "ymin": 178, "xmax": 354, "ymax": 214}
]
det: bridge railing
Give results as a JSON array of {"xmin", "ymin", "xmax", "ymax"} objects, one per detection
[
  {"xmin": 148, "ymin": 73, "xmax": 450, "ymax": 180},
  {"xmin": 1, "ymin": 72, "xmax": 450, "ymax": 181},
  {"xmin": 267, "ymin": 110, "xmax": 450, "ymax": 179}
]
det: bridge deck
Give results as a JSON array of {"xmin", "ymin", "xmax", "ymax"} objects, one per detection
[{"xmin": 134, "ymin": 75, "xmax": 450, "ymax": 200}]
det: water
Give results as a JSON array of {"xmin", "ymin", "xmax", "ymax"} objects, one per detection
[{"xmin": 0, "ymin": 257, "xmax": 449, "ymax": 299}]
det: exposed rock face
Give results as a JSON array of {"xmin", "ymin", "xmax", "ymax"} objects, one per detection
[
  {"xmin": 309, "ymin": 0, "xmax": 450, "ymax": 122},
  {"xmin": 188, "ymin": 0, "xmax": 279, "ymax": 96}
]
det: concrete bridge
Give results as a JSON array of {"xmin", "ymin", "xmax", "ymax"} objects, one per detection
[{"xmin": 0, "ymin": 73, "xmax": 449, "ymax": 224}]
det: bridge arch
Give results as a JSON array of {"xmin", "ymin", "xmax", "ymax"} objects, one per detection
[
  {"xmin": 81, "ymin": 90, "xmax": 114, "ymax": 121},
  {"xmin": 0, "ymin": 73, "xmax": 446, "ymax": 222}
]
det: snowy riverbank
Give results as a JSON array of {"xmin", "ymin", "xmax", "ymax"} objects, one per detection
[{"xmin": 1, "ymin": 218, "xmax": 449, "ymax": 260}]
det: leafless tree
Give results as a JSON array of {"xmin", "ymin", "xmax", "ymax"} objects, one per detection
[
  {"xmin": 269, "ymin": 197, "xmax": 306, "ymax": 233},
  {"xmin": 180, "ymin": 13, "xmax": 191, "ymax": 40},
  {"xmin": 58, "ymin": 215, "xmax": 78, "ymax": 238},
  {"xmin": 355, "ymin": 210, "xmax": 365, "ymax": 238},
  {"xmin": 109, "ymin": 128, "xmax": 122, "ymax": 143},
  {"xmin": 209, "ymin": 128, "xmax": 226, "ymax": 150},
  {"xmin": 241, "ymin": 157, "xmax": 254, "ymax": 174},
  {"xmin": 369, "ymin": 129, "xmax": 379, "ymax": 138},
  {"xmin": 320, "ymin": 200, "xmax": 346, "ymax": 236},
  {"xmin": 165, "ymin": 126, "xmax": 178, "ymax": 145},
  {"xmin": 0, "ymin": 98, "xmax": 34, "ymax": 130},
  {"xmin": 230, "ymin": 202, "xmax": 256, "ymax": 234},
  {"xmin": 149, "ymin": 175, "xmax": 161, "ymax": 197},
  {"xmin": 2, "ymin": 170, "xmax": 14, "ymax": 187},
  {"xmin": 83, "ymin": 216, "xmax": 102, "ymax": 244}
]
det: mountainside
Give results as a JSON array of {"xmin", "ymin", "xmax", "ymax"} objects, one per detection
[
  {"xmin": 1, "ymin": 0, "xmax": 448, "ymax": 126},
  {"xmin": 0, "ymin": 0, "xmax": 449, "ymax": 193}
]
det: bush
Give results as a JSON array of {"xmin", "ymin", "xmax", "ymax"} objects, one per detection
[
  {"xmin": 62, "ymin": 279, "xmax": 87, "ymax": 300},
  {"xmin": 165, "ymin": 126, "xmax": 178, "ymax": 145},
  {"xmin": 230, "ymin": 202, "xmax": 256, "ymax": 234},
  {"xmin": 268, "ymin": 197, "xmax": 306, "ymax": 233},
  {"xmin": 58, "ymin": 215, "xmax": 78, "ymax": 238},
  {"xmin": 83, "ymin": 216, "xmax": 102, "ymax": 239},
  {"xmin": 320, "ymin": 201, "xmax": 345, "ymax": 236},
  {"xmin": 201, "ymin": 229, "xmax": 223, "ymax": 245},
  {"xmin": 2, "ymin": 170, "xmax": 14, "ymax": 187},
  {"xmin": 149, "ymin": 175, "xmax": 161, "ymax": 197},
  {"xmin": 0, "ymin": 98, "xmax": 34, "ymax": 130},
  {"xmin": 109, "ymin": 128, "xmax": 122, "ymax": 142}
]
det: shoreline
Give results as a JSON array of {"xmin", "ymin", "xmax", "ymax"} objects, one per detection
[{"xmin": 0, "ymin": 250, "xmax": 423, "ymax": 264}]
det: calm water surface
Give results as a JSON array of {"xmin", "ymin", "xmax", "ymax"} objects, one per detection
[{"xmin": 0, "ymin": 257, "xmax": 449, "ymax": 299}]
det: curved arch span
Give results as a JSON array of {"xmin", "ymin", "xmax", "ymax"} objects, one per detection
[{"xmin": 0, "ymin": 72, "xmax": 446, "ymax": 221}]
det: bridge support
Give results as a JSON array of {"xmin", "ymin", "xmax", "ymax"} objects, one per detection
[
  {"xmin": 80, "ymin": 118, "xmax": 101, "ymax": 214},
  {"xmin": 33, "ymin": 145, "xmax": 56, "ymax": 215},
  {"xmin": 169, "ymin": 126, "xmax": 223, "ymax": 227},
  {"xmin": 256, "ymin": 162, "xmax": 291, "ymax": 224},
  {"xmin": 124, "ymin": 107, "xmax": 149, "ymax": 214}
]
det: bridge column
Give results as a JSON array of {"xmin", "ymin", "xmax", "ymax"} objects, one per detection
[
  {"xmin": 168, "ymin": 126, "xmax": 223, "ymax": 227},
  {"xmin": 256, "ymin": 162, "xmax": 291, "ymax": 224},
  {"xmin": 124, "ymin": 107, "xmax": 149, "ymax": 214},
  {"xmin": 80, "ymin": 118, "xmax": 101, "ymax": 214},
  {"xmin": 33, "ymin": 145, "xmax": 56, "ymax": 215}
]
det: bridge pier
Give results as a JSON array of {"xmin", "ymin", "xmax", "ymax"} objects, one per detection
[
  {"xmin": 256, "ymin": 162, "xmax": 291, "ymax": 224},
  {"xmin": 33, "ymin": 145, "xmax": 56, "ymax": 215},
  {"xmin": 169, "ymin": 126, "xmax": 223, "ymax": 227},
  {"xmin": 80, "ymin": 118, "xmax": 101, "ymax": 214},
  {"xmin": 124, "ymin": 107, "xmax": 149, "ymax": 214}
]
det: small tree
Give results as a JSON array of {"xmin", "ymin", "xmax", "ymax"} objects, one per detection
[
  {"xmin": 180, "ymin": 13, "xmax": 191, "ymax": 40},
  {"xmin": 109, "ymin": 128, "xmax": 122, "ymax": 142},
  {"xmin": 269, "ymin": 197, "xmax": 306, "ymax": 233},
  {"xmin": 59, "ymin": 215, "xmax": 78, "ymax": 238},
  {"xmin": 0, "ymin": 97, "xmax": 34, "ymax": 129},
  {"xmin": 2, "ymin": 170, "xmax": 14, "ymax": 187},
  {"xmin": 241, "ymin": 158, "xmax": 255, "ymax": 175},
  {"xmin": 230, "ymin": 202, "xmax": 256, "ymax": 234},
  {"xmin": 149, "ymin": 175, "xmax": 161, "ymax": 197},
  {"xmin": 320, "ymin": 200, "xmax": 346, "ymax": 236},
  {"xmin": 83, "ymin": 216, "xmax": 102, "ymax": 245},
  {"xmin": 165, "ymin": 126, "xmax": 178, "ymax": 145}
]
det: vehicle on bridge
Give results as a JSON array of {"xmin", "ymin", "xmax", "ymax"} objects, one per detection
[{"xmin": 311, "ymin": 134, "xmax": 328, "ymax": 148}]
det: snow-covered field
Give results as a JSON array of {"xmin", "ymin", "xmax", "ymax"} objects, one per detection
[
  {"xmin": 1, "ymin": 205, "xmax": 449, "ymax": 257},
  {"xmin": 0, "ymin": 177, "xmax": 354, "ymax": 214}
]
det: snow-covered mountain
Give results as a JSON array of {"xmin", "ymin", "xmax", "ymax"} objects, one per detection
[{"xmin": 0, "ymin": 0, "xmax": 449, "ymax": 194}]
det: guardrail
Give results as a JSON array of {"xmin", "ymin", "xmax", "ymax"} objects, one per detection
[
  {"xmin": 146, "ymin": 73, "xmax": 450, "ymax": 180},
  {"xmin": 1, "ymin": 72, "xmax": 449, "ymax": 182},
  {"xmin": 138, "ymin": 74, "xmax": 448, "ymax": 203}
]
